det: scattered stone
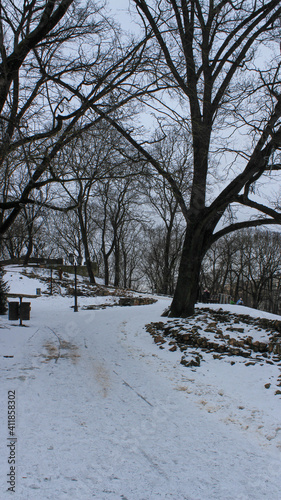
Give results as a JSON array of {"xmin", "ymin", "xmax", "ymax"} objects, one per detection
[
  {"xmin": 213, "ymin": 354, "xmax": 223, "ymax": 360},
  {"xmin": 83, "ymin": 295, "xmax": 157, "ymax": 310},
  {"xmin": 153, "ymin": 335, "xmax": 166, "ymax": 345},
  {"xmin": 169, "ymin": 345, "xmax": 177, "ymax": 352},
  {"xmin": 264, "ymin": 383, "xmax": 271, "ymax": 389},
  {"xmin": 145, "ymin": 307, "xmax": 281, "ymax": 378},
  {"xmin": 118, "ymin": 297, "xmax": 157, "ymax": 306},
  {"xmin": 182, "ymin": 334, "xmax": 190, "ymax": 341},
  {"xmin": 180, "ymin": 355, "xmax": 201, "ymax": 368}
]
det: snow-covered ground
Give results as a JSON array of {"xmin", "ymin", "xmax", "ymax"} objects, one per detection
[{"xmin": 0, "ymin": 267, "xmax": 281, "ymax": 499}]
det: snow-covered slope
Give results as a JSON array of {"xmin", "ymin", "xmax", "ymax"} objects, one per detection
[{"xmin": 0, "ymin": 267, "xmax": 280, "ymax": 499}]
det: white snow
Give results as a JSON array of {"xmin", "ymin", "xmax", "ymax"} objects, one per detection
[
  {"xmin": 0, "ymin": 267, "xmax": 281, "ymax": 499},
  {"xmin": 5, "ymin": 266, "xmax": 49, "ymax": 295}
]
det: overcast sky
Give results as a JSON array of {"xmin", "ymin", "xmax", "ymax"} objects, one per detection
[{"xmin": 107, "ymin": 0, "xmax": 140, "ymax": 33}]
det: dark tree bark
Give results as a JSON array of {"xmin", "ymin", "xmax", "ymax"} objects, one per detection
[
  {"xmin": 23, "ymin": 222, "xmax": 33, "ymax": 266},
  {"xmin": 114, "ymin": 237, "xmax": 121, "ymax": 287},
  {"xmin": 97, "ymin": 0, "xmax": 281, "ymax": 316},
  {"xmin": 77, "ymin": 204, "xmax": 96, "ymax": 284},
  {"xmin": 169, "ymin": 214, "xmax": 213, "ymax": 316}
]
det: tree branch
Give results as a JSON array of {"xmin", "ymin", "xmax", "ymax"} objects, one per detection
[{"xmin": 211, "ymin": 218, "xmax": 281, "ymax": 245}]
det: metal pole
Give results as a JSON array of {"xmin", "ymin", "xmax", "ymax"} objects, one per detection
[
  {"xmin": 50, "ymin": 268, "xmax": 53, "ymax": 295},
  {"xmin": 74, "ymin": 263, "xmax": 78, "ymax": 312},
  {"xmin": 19, "ymin": 296, "xmax": 23, "ymax": 326}
]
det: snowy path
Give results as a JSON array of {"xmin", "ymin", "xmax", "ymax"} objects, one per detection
[{"xmin": 0, "ymin": 294, "xmax": 281, "ymax": 499}]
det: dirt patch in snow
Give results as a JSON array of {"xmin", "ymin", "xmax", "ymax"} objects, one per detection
[{"xmin": 42, "ymin": 340, "xmax": 80, "ymax": 364}]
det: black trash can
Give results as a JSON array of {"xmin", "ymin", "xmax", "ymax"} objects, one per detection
[
  {"xmin": 8, "ymin": 302, "xmax": 19, "ymax": 321},
  {"xmin": 20, "ymin": 302, "xmax": 31, "ymax": 321}
]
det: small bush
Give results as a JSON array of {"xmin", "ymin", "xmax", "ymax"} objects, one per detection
[{"xmin": 0, "ymin": 266, "xmax": 9, "ymax": 314}]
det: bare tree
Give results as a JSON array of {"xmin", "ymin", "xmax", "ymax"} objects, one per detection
[
  {"xmin": 21, "ymin": 202, "xmax": 46, "ymax": 265},
  {"xmin": 140, "ymin": 222, "xmax": 183, "ymax": 294},
  {"xmin": 46, "ymin": 127, "xmax": 122, "ymax": 282},
  {"xmin": 234, "ymin": 229, "xmax": 281, "ymax": 309},
  {"xmin": 95, "ymin": 176, "xmax": 142, "ymax": 286},
  {"xmin": 50, "ymin": 210, "xmax": 83, "ymax": 261},
  {"xmin": 96, "ymin": 0, "xmax": 281, "ymax": 316},
  {"xmin": 119, "ymin": 222, "xmax": 145, "ymax": 289},
  {"xmin": 140, "ymin": 125, "xmax": 190, "ymax": 294},
  {"xmin": 0, "ymin": 0, "xmax": 150, "ymax": 235},
  {"xmin": 201, "ymin": 228, "xmax": 281, "ymax": 313},
  {"xmin": 0, "ymin": 217, "xmax": 26, "ymax": 260},
  {"xmin": 0, "ymin": 192, "xmax": 48, "ymax": 262}
]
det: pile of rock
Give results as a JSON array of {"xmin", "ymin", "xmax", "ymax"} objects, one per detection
[
  {"xmin": 83, "ymin": 296, "xmax": 157, "ymax": 310},
  {"xmin": 146, "ymin": 307, "xmax": 281, "ymax": 369}
]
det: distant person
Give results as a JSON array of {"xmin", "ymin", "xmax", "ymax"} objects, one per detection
[
  {"xmin": 236, "ymin": 297, "xmax": 243, "ymax": 305},
  {"xmin": 58, "ymin": 268, "xmax": 63, "ymax": 280},
  {"xmin": 202, "ymin": 288, "xmax": 210, "ymax": 303}
]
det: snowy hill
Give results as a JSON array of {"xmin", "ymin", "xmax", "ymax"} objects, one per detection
[{"xmin": 0, "ymin": 266, "xmax": 281, "ymax": 499}]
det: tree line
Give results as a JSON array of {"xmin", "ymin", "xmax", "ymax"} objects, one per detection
[
  {"xmin": 201, "ymin": 229, "xmax": 281, "ymax": 314},
  {"xmin": 2, "ymin": 1, "xmax": 281, "ymax": 317},
  {"xmin": 0, "ymin": 124, "xmax": 186, "ymax": 295},
  {"xmin": 2, "ymin": 127, "xmax": 281, "ymax": 316}
]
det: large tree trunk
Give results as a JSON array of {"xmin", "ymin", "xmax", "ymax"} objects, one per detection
[
  {"xmin": 114, "ymin": 238, "xmax": 120, "ymax": 287},
  {"xmin": 23, "ymin": 223, "xmax": 33, "ymax": 266},
  {"xmin": 85, "ymin": 256, "xmax": 96, "ymax": 285},
  {"xmin": 77, "ymin": 206, "xmax": 96, "ymax": 284},
  {"xmin": 169, "ymin": 219, "xmax": 211, "ymax": 317},
  {"xmin": 103, "ymin": 254, "xmax": 109, "ymax": 286},
  {"xmin": 161, "ymin": 223, "xmax": 173, "ymax": 295}
]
